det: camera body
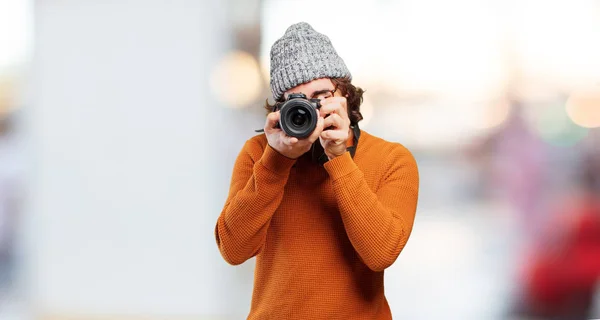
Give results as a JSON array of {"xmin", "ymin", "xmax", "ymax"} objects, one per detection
[{"xmin": 275, "ymin": 93, "xmax": 322, "ymax": 138}]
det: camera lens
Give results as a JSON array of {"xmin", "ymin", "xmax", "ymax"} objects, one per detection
[
  {"xmin": 291, "ymin": 110, "xmax": 308, "ymax": 126},
  {"xmin": 278, "ymin": 99, "xmax": 319, "ymax": 138},
  {"xmin": 286, "ymin": 107, "xmax": 312, "ymax": 132}
]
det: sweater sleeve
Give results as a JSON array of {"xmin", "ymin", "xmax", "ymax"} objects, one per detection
[
  {"xmin": 215, "ymin": 139, "xmax": 296, "ymax": 265},
  {"xmin": 323, "ymin": 148, "xmax": 419, "ymax": 272}
]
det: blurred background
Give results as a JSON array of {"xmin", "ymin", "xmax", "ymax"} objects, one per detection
[{"xmin": 0, "ymin": 0, "xmax": 599, "ymax": 319}]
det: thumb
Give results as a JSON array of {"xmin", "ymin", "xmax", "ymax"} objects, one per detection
[{"xmin": 264, "ymin": 111, "xmax": 281, "ymax": 133}]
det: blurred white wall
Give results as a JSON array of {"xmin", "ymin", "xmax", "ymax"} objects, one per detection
[{"xmin": 23, "ymin": 1, "xmax": 253, "ymax": 318}]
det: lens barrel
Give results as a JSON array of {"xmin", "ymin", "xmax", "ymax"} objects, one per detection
[{"xmin": 278, "ymin": 98, "xmax": 319, "ymax": 138}]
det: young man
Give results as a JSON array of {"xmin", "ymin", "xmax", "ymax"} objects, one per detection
[{"xmin": 215, "ymin": 22, "xmax": 419, "ymax": 319}]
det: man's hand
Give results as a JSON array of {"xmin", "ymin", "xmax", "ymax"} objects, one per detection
[
  {"xmin": 319, "ymin": 97, "xmax": 351, "ymax": 160},
  {"xmin": 264, "ymin": 111, "xmax": 324, "ymax": 159}
]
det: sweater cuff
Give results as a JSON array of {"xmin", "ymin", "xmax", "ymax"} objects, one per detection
[
  {"xmin": 259, "ymin": 144, "xmax": 296, "ymax": 176},
  {"xmin": 323, "ymin": 151, "xmax": 358, "ymax": 181}
]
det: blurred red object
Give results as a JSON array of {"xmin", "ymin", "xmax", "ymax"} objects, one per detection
[{"xmin": 523, "ymin": 194, "xmax": 600, "ymax": 317}]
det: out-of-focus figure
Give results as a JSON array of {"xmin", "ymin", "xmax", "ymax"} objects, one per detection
[
  {"xmin": 467, "ymin": 100, "xmax": 549, "ymax": 238},
  {"xmin": 516, "ymin": 152, "xmax": 600, "ymax": 320}
]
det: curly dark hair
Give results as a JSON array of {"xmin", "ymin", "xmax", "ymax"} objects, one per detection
[{"xmin": 263, "ymin": 78, "xmax": 365, "ymax": 124}]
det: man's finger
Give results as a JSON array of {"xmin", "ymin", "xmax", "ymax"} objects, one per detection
[
  {"xmin": 320, "ymin": 96, "xmax": 346, "ymax": 105},
  {"xmin": 323, "ymin": 113, "xmax": 344, "ymax": 129},
  {"xmin": 320, "ymin": 97, "xmax": 347, "ymax": 109},
  {"xmin": 280, "ymin": 133, "xmax": 298, "ymax": 146},
  {"xmin": 320, "ymin": 101, "xmax": 348, "ymax": 119},
  {"xmin": 308, "ymin": 116, "xmax": 325, "ymax": 143},
  {"xmin": 264, "ymin": 112, "xmax": 281, "ymax": 133},
  {"xmin": 319, "ymin": 103, "xmax": 340, "ymax": 117},
  {"xmin": 321, "ymin": 129, "xmax": 347, "ymax": 143}
]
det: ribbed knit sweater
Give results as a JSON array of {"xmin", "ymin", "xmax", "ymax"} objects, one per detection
[{"xmin": 215, "ymin": 130, "xmax": 419, "ymax": 319}]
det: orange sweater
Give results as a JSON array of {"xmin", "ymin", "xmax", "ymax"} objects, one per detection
[{"xmin": 215, "ymin": 130, "xmax": 419, "ymax": 319}]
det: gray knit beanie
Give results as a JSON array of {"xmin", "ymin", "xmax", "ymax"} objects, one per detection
[{"xmin": 269, "ymin": 22, "xmax": 352, "ymax": 101}]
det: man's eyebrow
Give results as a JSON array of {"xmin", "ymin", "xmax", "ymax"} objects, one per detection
[{"xmin": 310, "ymin": 89, "xmax": 333, "ymax": 98}]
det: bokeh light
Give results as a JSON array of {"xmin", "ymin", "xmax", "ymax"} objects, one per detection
[
  {"xmin": 528, "ymin": 102, "xmax": 589, "ymax": 147},
  {"xmin": 468, "ymin": 98, "xmax": 512, "ymax": 130},
  {"xmin": 210, "ymin": 50, "xmax": 262, "ymax": 108},
  {"xmin": 565, "ymin": 88, "xmax": 600, "ymax": 128}
]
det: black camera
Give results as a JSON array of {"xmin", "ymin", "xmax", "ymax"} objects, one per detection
[{"xmin": 275, "ymin": 93, "xmax": 321, "ymax": 139}]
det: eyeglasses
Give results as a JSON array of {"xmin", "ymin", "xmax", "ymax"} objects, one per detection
[
  {"xmin": 272, "ymin": 85, "xmax": 338, "ymax": 112},
  {"xmin": 311, "ymin": 86, "xmax": 337, "ymax": 101}
]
